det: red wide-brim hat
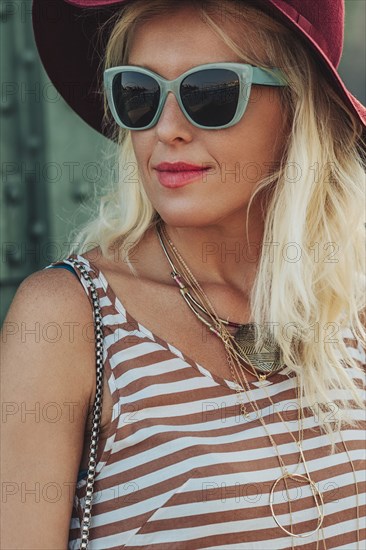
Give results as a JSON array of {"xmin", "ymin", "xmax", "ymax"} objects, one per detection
[{"xmin": 32, "ymin": 0, "xmax": 366, "ymax": 145}]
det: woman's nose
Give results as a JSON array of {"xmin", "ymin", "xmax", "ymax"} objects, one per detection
[{"xmin": 154, "ymin": 91, "xmax": 194, "ymax": 140}]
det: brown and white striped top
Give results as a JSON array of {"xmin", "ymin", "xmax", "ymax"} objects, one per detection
[{"xmin": 44, "ymin": 253, "xmax": 366, "ymax": 549}]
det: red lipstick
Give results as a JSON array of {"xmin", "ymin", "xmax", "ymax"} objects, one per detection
[{"xmin": 154, "ymin": 161, "xmax": 210, "ymax": 188}]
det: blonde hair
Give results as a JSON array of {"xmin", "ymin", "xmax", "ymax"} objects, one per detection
[{"xmin": 66, "ymin": 0, "xmax": 366, "ymax": 451}]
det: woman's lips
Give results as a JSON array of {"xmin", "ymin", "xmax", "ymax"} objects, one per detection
[{"xmin": 155, "ymin": 168, "xmax": 210, "ymax": 188}]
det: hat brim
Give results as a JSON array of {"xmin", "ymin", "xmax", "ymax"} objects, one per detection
[
  {"xmin": 32, "ymin": 0, "xmax": 366, "ymax": 143},
  {"xmin": 261, "ymin": 0, "xmax": 366, "ymax": 129}
]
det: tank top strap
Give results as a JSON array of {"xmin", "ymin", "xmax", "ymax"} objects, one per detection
[
  {"xmin": 43, "ymin": 253, "xmax": 133, "ymax": 328},
  {"xmin": 43, "ymin": 253, "xmax": 106, "ymax": 310}
]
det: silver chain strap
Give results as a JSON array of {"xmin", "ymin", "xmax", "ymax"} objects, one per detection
[{"xmin": 66, "ymin": 258, "xmax": 105, "ymax": 549}]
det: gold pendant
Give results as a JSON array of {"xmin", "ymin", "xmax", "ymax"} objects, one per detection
[
  {"xmin": 233, "ymin": 323, "xmax": 284, "ymax": 375},
  {"xmin": 269, "ymin": 472, "xmax": 325, "ymax": 537}
]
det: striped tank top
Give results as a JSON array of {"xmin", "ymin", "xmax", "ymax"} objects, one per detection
[{"xmin": 44, "ymin": 253, "xmax": 366, "ymax": 549}]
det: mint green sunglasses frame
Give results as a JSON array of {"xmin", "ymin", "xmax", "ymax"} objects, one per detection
[{"xmin": 104, "ymin": 62, "xmax": 288, "ymax": 131}]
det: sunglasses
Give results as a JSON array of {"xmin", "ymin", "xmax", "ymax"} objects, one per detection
[{"xmin": 103, "ymin": 62, "xmax": 288, "ymax": 131}]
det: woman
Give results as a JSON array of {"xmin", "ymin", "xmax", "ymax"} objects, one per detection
[{"xmin": 2, "ymin": 0, "xmax": 365, "ymax": 548}]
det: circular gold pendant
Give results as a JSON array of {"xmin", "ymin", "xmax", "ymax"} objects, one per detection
[{"xmin": 269, "ymin": 472, "xmax": 325, "ymax": 538}]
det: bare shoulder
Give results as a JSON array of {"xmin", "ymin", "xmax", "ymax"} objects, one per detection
[
  {"xmin": 2, "ymin": 266, "xmax": 96, "ymax": 413},
  {"xmin": 18, "ymin": 262, "xmax": 92, "ymax": 303}
]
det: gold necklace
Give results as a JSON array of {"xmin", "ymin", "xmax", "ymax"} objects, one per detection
[
  {"xmin": 224, "ymin": 338, "xmax": 327, "ymax": 550},
  {"xmin": 155, "ymin": 219, "xmax": 361, "ymax": 549},
  {"xmin": 156, "ymin": 221, "xmax": 286, "ymax": 378},
  {"xmin": 157, "ymin": 220, "xmax": 325, "ymax": 544}
]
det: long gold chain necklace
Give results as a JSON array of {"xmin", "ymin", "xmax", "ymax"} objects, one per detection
[
  {"xmin": 157, "ymin": 221, "xmax": 325, "ymax": 549},
  {"xmin": 223, "ymin": 331, "xmax": 327, "ymax": 550},
  {"xmin": 223, "ymin": 319, "xmax": 360, "ymax": 550},
  {"xmin": 155, "ymin": 219, "xmax": 361, "ymax": 550}
]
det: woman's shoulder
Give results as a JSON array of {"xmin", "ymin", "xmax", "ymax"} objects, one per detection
[
  {"xmin": 2, "ymin": 259, "xmax": 97, "ymax": 411},
  {"xmin": 19, "ymin": 254, "xmax": 96, "ymax": 313}
]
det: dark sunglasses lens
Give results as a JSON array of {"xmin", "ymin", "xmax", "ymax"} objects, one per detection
[
  {"xmin": 112, "ymin": 71, "xmax": 160, "ymax": 128},
  {"xmin": 181, "ymin": 69, "xmax": 240, "ymax": 127}
]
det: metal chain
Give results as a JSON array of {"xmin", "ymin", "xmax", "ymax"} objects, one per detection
[{"xmin": 66, "ymin": 258, "xmax": 105, "ymax": 549}]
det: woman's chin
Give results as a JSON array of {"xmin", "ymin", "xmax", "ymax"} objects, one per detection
[{"xmin": 155, "ymin": 209, "xmax": 213, "ymax": 228}]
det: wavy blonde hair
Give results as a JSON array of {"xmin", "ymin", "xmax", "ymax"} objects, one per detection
[{"xmin": 66, "ymin": 0, "xmax": 366, "ymax": 451}]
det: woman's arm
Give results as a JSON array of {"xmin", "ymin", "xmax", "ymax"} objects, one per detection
[{"xmin": 1, "ymin": 269, "xmax": 96, "ymax": 549}]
